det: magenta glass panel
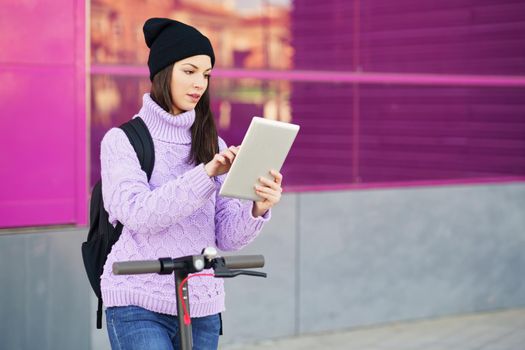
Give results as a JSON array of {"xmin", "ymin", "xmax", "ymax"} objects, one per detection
[
  {"xmin": 360, "ymin": 0, "xmax": 525, "ymax": 75},
  {"xmin": 287, "ymin": 81, "xmax": 356, "ymax": 186},
  {"xmin": 291, "ymin": 1, "xmax": 356, "ymax": 71},
  {"xmin": 90, "ymin": 75, "xmax": 147, "ymax": 186},
  {"xmin": 89, "ymin": 77, "xmax": 525, "ymax": 189},
  {"xmin": 359, "ymin": 86, "xmax": 525, "ymax": 182},
  {"xmin": 0, "ymin": 0, "xmax": 75, "ymax": 64},
  {"xmin": 291, "ymin": 0, "xmax": 525, "ymax": 75},
  {"xmin": 0, "ymin": 0, "xmax": 86, "ymax": 228},
  {"xmin": 90, "ymin": 76, "xmax": 294, "ymax": 187},
  {"xmin": 89, "ymin": 0, "xmax": 525, "ymax": 191}
]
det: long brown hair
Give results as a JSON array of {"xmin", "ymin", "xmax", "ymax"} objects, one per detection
[{"xmin": 150, "ymin": 64, "xmax": 219, "ymax": 165}]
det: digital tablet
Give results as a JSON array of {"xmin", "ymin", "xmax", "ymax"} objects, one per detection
[{"xmin": 219, "ymin": 117, "xmax": 300, "ymax": 201}]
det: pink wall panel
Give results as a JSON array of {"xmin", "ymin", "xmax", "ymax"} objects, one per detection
[
  {"xmin": 0, "ymin": 0, "xmax": 86, "ymax": 228},
  {"xmin": 0, "ymin": 0, "xmax": 76, "ymax": 64}
]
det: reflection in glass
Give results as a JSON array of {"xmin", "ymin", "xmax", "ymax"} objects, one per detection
[
  {"xmin": 89, "ymin": 75, "xmax": 295, "ymax": 188},
  {"xmin": 90, "ymin": 0, "xmax": 292, "ymax": 70},
  {"xmin": 90, "ymin": 75, "xmax": 147, "ymax": 186}
]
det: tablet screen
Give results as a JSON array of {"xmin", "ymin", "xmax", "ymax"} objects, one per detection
[{"xmin": 219, "ymin": 117, "xmax": 300, "ymax": 200}]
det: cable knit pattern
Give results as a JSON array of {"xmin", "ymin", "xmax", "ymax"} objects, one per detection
[{"xmin": 100, "ymin": 93, "xmax": 270, "ymax": 317}]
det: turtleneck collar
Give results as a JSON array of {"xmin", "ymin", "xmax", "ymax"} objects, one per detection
[{"xmin": 136, "ymin": 93, "xmax": 195, "ymax": 144}]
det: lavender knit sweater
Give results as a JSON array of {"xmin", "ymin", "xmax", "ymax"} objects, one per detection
[{"xmin": 100, "ymin": 93, "xmax": 270, "ymax": 317}]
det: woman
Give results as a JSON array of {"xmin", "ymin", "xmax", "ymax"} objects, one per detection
[{"xmin": 100, "ymin": 18, "xmax": 282, "ymax": 349}]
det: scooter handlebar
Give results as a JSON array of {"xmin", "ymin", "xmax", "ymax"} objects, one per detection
[
  {"xmin": 113, "ymin": 260, "xmax": 161, "ymax": 275},
  {"xmin": 112, "ymin": 254, "xmax": 265, "ymax": 275},
  {"xmin": 222, "ymin": 255, "xmax": 265, "ymax": 269}
]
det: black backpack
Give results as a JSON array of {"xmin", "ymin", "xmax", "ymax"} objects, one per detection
[{"xmin": 81, "ymin": 117, "xmax": 155, "ymax": 329}]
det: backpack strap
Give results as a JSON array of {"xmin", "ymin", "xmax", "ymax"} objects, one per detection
[
  {"xmin": 119, "ymin": 117, "xmax": 155, "ymax": 180},
  {"xmin": 115, "ymin": 117, "xmax": 155, "ymax": 238},
  {"xmin": 94, "ymin": 117, "xmax": 155, "ymax": 330},
  {"xmin": 96, "ymin": 297, "xmax": 103, "ymax": 329}
]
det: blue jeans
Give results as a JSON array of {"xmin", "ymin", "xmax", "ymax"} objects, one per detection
[{"xmin": 106, "ymin": 306, "xmax": 221, "ymax": 350}]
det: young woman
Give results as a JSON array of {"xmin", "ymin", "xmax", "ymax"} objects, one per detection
[{"xmin": 99, "ymin": 18, "xmax": 282, "ymax": 349}]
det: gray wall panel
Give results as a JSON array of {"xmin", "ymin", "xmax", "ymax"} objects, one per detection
[
  {"xmin": 298, "ymin": 183, "xmax": 525, "ymax": 333},
  {"xmin": 90, "ymin": 292, "xmax": 111, "ymax": 350},
  {"xmin": 221, "ymin": 194, "xmax": 298, "ymax": 345},
  {"xmin": 0, "ymin": 234, "xmax": 26, "ymax": 350},
  {"xmin": 0, "ymin": 229, "xmax": 91, "ymax": 350}
]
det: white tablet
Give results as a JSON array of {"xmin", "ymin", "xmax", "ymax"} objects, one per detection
[{"xmin": 219, "ymin": 117, "xmax": 300, "ymax": 201}]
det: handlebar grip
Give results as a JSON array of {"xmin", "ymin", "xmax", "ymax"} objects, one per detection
[
  {"xmin": 113, "ymin": 260, "xmax": 161, "ymax": 275},
  {"xmin": 223, "ymin": 255, "xmax": 265, "ymax": 269}
]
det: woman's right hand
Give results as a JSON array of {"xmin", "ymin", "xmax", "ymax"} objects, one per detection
[{"xmin": 204, "ymin": 146, "xmax": 240, "ymax": 177}]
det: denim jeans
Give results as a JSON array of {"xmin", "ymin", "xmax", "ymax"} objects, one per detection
[{"xmin": 106, "ymin": 306, "xmax": 221, "ymax": 350}]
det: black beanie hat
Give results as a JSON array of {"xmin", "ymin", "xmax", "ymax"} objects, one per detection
[{"xmin": 143, "ymin": 18, "xmax": 215, "ymax": 81}]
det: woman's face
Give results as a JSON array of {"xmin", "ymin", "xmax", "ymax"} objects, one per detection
[{"xmin": 170, "ymin": 55, "xmax": 212, "ymax": 115}]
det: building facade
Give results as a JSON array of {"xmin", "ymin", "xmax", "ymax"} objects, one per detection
[{"xmin": 1, "ymin": 0, "xmax": 524, "ymax": 348}]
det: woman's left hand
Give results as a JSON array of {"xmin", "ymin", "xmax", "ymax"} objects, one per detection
[{"xmin": 252, "ymin": 170, "xmax": 283, "ymax": 217}]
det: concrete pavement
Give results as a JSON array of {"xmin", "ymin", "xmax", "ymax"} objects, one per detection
[{"xmin": 221, "ymin": 308, "xmax": 525, "ymax": 350}]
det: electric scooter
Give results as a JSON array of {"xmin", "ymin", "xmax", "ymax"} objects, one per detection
[{"xmin": 112, "ymin": 247, "xmax": 267, "ymax": 350}]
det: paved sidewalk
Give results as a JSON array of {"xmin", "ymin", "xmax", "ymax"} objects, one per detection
[{"xmin": 222, "ymin": 308, "xmax": 525, "ymax": 350}]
